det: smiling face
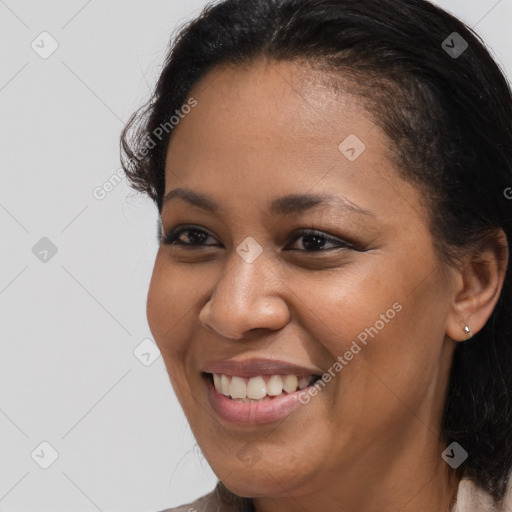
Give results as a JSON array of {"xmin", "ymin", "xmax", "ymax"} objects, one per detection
[{"xmin": 146, "ymin": 59, "xmax": 460, "ymax": 508}]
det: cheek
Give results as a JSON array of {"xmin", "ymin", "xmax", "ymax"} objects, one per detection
[
  {"xmin": 287, "ymin": 265, "xmax": 400, "ymax": 357},
  {"xmin": 146, "ymin": 256, "xmax": 197, "ymax": 359},
  {"xmin": 292, "ymin": 259, "xmax": 448, "ymax": 403},
  {"xmin": 305, "ymin": 255, "xmax": 444, "ymax": 349},
  {"xmin": 146, "ymin": 258, "xmax": 204, "ymax": 410}
]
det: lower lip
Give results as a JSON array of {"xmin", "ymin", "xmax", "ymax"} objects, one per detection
[{"xmin": 205, "ymin": 375, "xmax": 311, "ymax": 425}]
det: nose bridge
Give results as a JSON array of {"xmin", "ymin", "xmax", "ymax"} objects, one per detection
[{"xmin": 199, "ymin": 241, "xmax": 290, "ymax": 339}]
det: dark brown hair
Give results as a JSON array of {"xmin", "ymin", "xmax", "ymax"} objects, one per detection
[{"xmin": 120, "ymin": 0, "xmax": 512, "ymax": 504}]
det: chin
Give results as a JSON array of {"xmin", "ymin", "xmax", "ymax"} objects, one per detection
[
  {"xmin": 220, "ymin": 472, "xmax": 289, "ymax": 499},
  {"xmin": 211, "ymin": 453, "xmax": 317, "ymax": 499}
]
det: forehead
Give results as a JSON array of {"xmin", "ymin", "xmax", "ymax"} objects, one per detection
[{"xmin": 163, "ymin": 59, "xmax": 427, "ymax": 225}]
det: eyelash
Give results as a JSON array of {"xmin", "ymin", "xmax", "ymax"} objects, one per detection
[{"xmin": 161, "ymin": 225, "xmax": 356, "ymax": 252}]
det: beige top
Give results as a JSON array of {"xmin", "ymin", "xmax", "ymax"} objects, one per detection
[{"xmin": 159, "ymin": 476, "xmax": 512, "ymax": 512}]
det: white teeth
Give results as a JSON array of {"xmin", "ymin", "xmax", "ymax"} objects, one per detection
[
  {"xmin": 220, "ymin": 374, "xmax": 231, "ymax": 396},
  {"xmin": 282, "ymin": 375, "xmax": 299, "ymax": 393},
  {"xmin": 298, "ymin": 376, "xmax": 310, "ymax": 389},
  {"xmin": 213, "ymin": 373, "xmax": 222, "ymax": 391},
  {"xmin": 247, "ymin": 376, "xmax": 267, "ymax": 399},
  {"xmin": 229, "ymin": 376, "xmax": 247, "ymax": 399},
  {"xmin": 266, "ymin": 375, "xmax": 283, "ymax": 396},
  {"xmin": 211, "ymin": 372, "xmax": 316, "ymax": 400},
  {"xmin": 232, "ymin": 396, "xmax": 272, "ymax": 403}
]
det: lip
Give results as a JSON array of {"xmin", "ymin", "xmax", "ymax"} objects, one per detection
[
  {"xmin": 204, "ymin": 373, "xmax": 314, "ymax": 425},
  {"xmin": 201, "ymin": 357, "xmax": 323, "ymax": 378}
]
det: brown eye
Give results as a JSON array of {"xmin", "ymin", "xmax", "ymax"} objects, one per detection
[
  {"xmin": 286, "ymin": 230, "xmax": 355, "ymax": 252},
  {"xmin": 163, "ymin": 225, "xmax": 220, "ymax": 247},
  {"xmin": 162, "ymin": 226, "xmax": 358, "ymax": 253}
]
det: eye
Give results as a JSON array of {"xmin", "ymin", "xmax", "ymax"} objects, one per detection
[
  {"xmin": 162, "ymin": 225, "xmax": 219, "ymax": 247},
  {"xmin": 286, "ymin": 229, "xmax": 354, "ymax": 252},
  {"xmin": 162, "ymin": 225, "xmax": 354, "ymax": 252}
]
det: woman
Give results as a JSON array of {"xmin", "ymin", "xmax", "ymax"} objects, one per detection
[{"xmin": 120, "ymin": 0, "xmax": 512, "ymax": 510}]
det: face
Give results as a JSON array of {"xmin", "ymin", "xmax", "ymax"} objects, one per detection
[{"xmin": 147, "ymin": 59, "xmax": 458, "ymax": 500}]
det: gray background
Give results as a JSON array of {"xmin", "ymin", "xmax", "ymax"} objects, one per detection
[{"xmin": 0, "ymin": 1, "xmax": 511, "ymax": 510}]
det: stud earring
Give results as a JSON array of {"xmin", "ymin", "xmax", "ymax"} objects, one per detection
[{"xmin": 463, "ymin": 325, "xmax": 472, "ymax": 337}]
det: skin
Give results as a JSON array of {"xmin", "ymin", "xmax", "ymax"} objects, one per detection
[{"xmin": 146, "ymin": 58, "xmax": 508, "ymax": 512}]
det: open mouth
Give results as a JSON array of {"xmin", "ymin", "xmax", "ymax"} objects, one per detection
[{"xmin": 203, "ymin": 372, "xmax": 322, "ymax": 402}]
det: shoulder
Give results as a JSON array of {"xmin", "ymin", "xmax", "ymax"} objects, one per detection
[
  {"xmin": 156, "ymin": 481, "xmax": 254, "ymax": 512},
  {"xmin": 155, "ymin": 489, "xmax": 217, "ymax": 512},
  {"xmin": 159, "ymin": 491, "xmax": 218, "ymax": 512},
  {"xmin": 451, "ymin": 473, "xmax": 512, "ymax": 512}
]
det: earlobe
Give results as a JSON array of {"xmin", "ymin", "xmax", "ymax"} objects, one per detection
[
  {"xmin": 446, "ymin": 229, "xmax": 509, "ymax": 343},
  {"xmin": 446, "ymin": 307, "xmax": 475, "ymax": 343}
]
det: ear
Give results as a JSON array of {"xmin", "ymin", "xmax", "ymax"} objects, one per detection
[{"xmin": 446, "ymin": 229, "xmax": 509, "ymax": 342}]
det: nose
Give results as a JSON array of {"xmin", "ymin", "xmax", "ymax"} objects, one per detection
[{"xmin": 198, "ymin": 249, "xmax": 290, "ymax": 340}]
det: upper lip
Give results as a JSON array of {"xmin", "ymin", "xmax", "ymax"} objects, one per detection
[{"xmin": 202, "ymin": 357, "xmax": 323, "ymax": 378}]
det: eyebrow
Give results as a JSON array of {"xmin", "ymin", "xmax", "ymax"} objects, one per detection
[{"xmin": 162, "ymin": 187, "xmax": 375, "ymax": 217}]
